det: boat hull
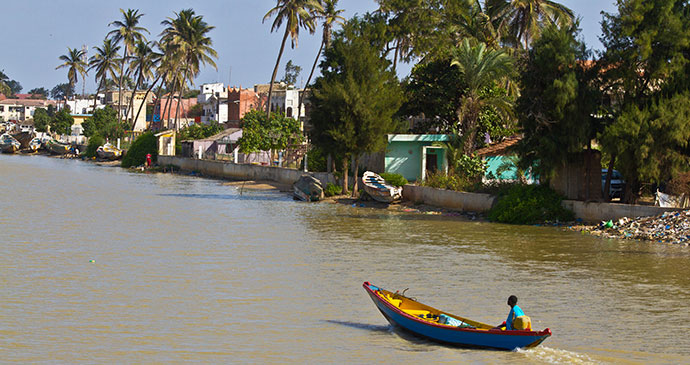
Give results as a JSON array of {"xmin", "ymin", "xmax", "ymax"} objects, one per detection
[
  {"xmin": 363, "ymin": 282, "xmax": 551, "ymax": 351},
  {"xmin": 47, "ymin": 140, "xmax": 71, "ymax": 155},
  {"xmin": 1, "ymin": 144, "xmax": 19, "ymax": 153},
  {"xmin": 362, "ymin": 171, "xmax": 402, "ymax": 203}
]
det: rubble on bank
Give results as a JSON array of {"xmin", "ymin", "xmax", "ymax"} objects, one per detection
[{"xmin": 569, "ymin": 210, "xmax": 690, "ymax": 246}]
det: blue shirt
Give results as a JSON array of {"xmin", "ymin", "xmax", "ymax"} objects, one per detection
[{"xmin": 506, "ymin": 305, "xmax": 525, "ymax": 330}]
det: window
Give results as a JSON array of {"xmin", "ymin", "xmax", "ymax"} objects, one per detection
[{"xmin": 0, "ymin": 106, "xmax": 3, "ymax": 112}]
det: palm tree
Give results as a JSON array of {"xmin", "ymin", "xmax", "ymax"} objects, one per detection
[
  {"xmin": 490, "ymin": 0, "xmax": 574, "ymax": 48},
  {"xmin": 107, "ymin": 8, "xmax": 149, "ymax": 121},
  {"xmin": 263, "ymin": 0, "xmax": 323, "ymax": 117},
  {"xmin": 126, "ymin": 40, "xmax": 161, "ymax": 128},
  {"xmin": 160, "ymin": 9, "xmax": 218, "ymax": 130},
  {"xmin": 299, "ymin": 0, "xmax": 345, "ymax": 118},
  {"xmin": 56, "ymin": 47, "xmax": 87, "ymax": 110},
  {"xmin": 89, "ymin": 39, "xmax": 121, "ymax": 110},
  {"xmin": 450, "ymin": 39, "xmax": 514, "ymax": 155}
]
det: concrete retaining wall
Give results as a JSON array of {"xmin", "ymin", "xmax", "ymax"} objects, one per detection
[
  {"xmin": 402, "ymin": 184, "xmax": 684, "ymax": 223},
  {"xmin": 562, "ymin": 200, "xmax": 683, "ymax": 223},
  {"xmin": 158, "ymin": 156, "xmax": 336, "ymax": 186},
  {"xmin": 402, "ymin": 184, "xmax": 496, "ymax": 213}
]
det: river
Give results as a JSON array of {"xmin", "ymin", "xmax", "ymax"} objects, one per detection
[{"xmin": 2, "ymin": 154, "xmax": 689, "ymax": 364}]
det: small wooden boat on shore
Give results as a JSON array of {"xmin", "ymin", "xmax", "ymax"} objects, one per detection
[
  {"xmin": 47, "ymin": 139, "xmax": 71, "ymax": 155},
  {"xmin": 28, "ymin": 137, "xmax": 42, "ymax": 152},
  {"xmin": 0, "ymin": 133, "xmax": 21, "ymax": 153},
  {"xmin": 293, "ymin": 174, "xmax": 324, "ymax": 201},
  {"xmin": 96, "ymin": 143, "xmax": 122, "ymax": 160},
  {"xmin": 363, "ymin": 282, "xmax": 551, "ymax": 351},
  {"xmin": 362, "ymin": 171, "xmax": 402, "ymax": 203},
  {"xmin": 12, "ymin": 131, "xmax": 33, "ymax": 149}
]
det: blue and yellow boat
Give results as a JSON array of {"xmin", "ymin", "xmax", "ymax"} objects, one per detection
[{"xmin": 363, "ymin": 282, "xmax": 551, "ymax": 351}]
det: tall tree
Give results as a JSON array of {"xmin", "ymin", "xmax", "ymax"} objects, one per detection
[
  {"xmin": 450, "ymin": 39, "xmax": 514, "ymax": 155},
  {"xmin": 515, "ymin": 24, "xmax": 601, "ymax": 182},
  {"xmin": 160, "ymin": 9, "xmax": 217, "ymax": 130},
  {"xmin": 281, "ymin": 60, "xmax": 302, "ymax": 85},
  {"xmin": 309, "ymin": 17, "xmax": 403, "ymax": 195},
  {"xmin": 490, "ymin": 0, "xmax": 574, "ymax": 48},
  {"xmin": 598, "ymin": 0, "xmax": 690, "ymax": 202},
  {"xmin": 55, "ymin": 47, "xmax": 87, "ymax": 101},
  {"xmin": 125, "ymin": 40, "xmax": 160, "ymax": 127},
  {"xmin": 263, "ymin": 0, "xmax": 323, "ymax": 117},
  {"xmin": 108, "ymin": 8, "xmax": 149, "ymax": 121},
  {"xmin": 299, "ymin": 0, "xmax": 345, "ymax": 118},
  {"xmin": 89, "ymin": 38, "xmax": 121, "ymax": 110}
]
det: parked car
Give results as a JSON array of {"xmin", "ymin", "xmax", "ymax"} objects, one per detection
[{"xmin": 602, "ymin": 169, "xmax": 625, "ymax": 199}]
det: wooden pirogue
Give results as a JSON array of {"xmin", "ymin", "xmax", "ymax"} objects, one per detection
[{"xmin": 363, "ymin": 282, "xmax": 551, "ymax": 351}]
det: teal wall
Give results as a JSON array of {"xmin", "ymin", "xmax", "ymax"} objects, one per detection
[
  {"xmin": 484, "ymin": 155, "xmax": 538, "ymax": 182},
  {"xmin": 385, "ymin": 141, "xmax": 445, "ymax": 182}
]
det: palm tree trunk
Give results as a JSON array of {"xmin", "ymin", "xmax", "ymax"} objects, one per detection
[
  {"xmin": 117, "ymin": 49, "xmax": 129, "ymax": 122},
  {"xmin": 266, "ymin": 27, "xmax": 291, "ymax": 117},
  {"xmin": 126, "ymin": 67, "xmax": 143, "ymax": 130},
  {"xmin": 175, "ymin": 65, "xmax": 189, "ymax": 131},
  {"xmin": 93, "ymin": 77, "xmax": 104, "ymax": 111},
  {"xmin": 134, "ymin": 74, "xmax": 162, "ymax": 129},
  {"xmin": 298, "ymin": 38, "xmax": 325, "ymax": 119},
  {"xmin": 393, "ymin": 40, "xmax": 399, "ymax": 72}
]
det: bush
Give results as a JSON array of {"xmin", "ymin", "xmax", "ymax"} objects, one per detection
[
  {"xmin": 121, "ymin": 132, "xmax": 157, "ymax": 168},
  {"xmin": 488, "ymin": 184, "xmax": 574, "ymax": 224},
  {"xmin": 85, "ymin": 134, "xmax": 104, "ymax": 158},
  {"xmin": 380, "ymin": 172, "xmax": 408, "ymax": 187},
  {"xmin": 324, "ymin": 182, "xmax": 342, "ymax": 197},
  {"xmin": 420, "ymin": 171, "xmax": 475, "ymax": 191}
]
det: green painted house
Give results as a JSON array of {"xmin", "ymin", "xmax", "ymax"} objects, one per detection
[{"xmin": 384, "ymin": 134, "xmax": 450, "ymax": 182}]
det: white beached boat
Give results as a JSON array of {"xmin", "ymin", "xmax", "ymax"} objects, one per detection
[
  {"xmin": 361, "ymin": 171, "xmax": 403, "ymax": 203},
  {"xmin": 0, "ymin": 133, "xmax": 21, "ymax": 153},
  {"xmin": 96, "ymin": 143, "xmax": 122, "ymax": 160}
]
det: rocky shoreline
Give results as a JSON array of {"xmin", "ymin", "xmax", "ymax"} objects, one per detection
[{"xmin": 568, "ymin": 210, "xmax": 690, "ymax": 247}]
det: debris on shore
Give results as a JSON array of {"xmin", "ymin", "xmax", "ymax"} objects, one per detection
[{"xmin": 569, "ymin": 210, "xmax": 690, "ymax": 246}]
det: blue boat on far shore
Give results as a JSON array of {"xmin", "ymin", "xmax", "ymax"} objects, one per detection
[{"xmin": 363, "ymin": 282, "xmax": 551, "ymax": 351}]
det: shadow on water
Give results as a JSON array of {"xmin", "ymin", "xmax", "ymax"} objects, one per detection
[
  {"xmin": 157, "ymin": 193, "xmax": 289, "ymax": 202},
  {"xmin": 325, "ymin": 320, "xmax": 391, "ymax": 333}
]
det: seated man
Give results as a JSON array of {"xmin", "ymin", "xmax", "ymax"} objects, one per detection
[{"xmin": 494, "ymin": 295, "xmax": 532, "ymax": 330}]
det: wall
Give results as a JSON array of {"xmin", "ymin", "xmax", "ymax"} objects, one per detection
[
  {"xmin": 159, "ymin": 156, "xmax": 335, "ymax": 186},
  {"xmin": 402, "ymin": 184, "xmax": 683, "ymax": 223},
  {"xmin": 385, "ymin": 141, "xmax": 423, "ymax": 182}
]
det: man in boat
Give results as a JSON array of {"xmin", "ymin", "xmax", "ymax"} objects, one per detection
[{"xmin": 494, "ymin": 295, "xmax": 532, "ymax": 331}]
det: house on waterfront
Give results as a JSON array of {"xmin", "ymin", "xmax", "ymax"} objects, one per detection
[
  {"xmin": 197, "ymin": 83, "xmax": 228, "ymax": 124},
  {"xmin": 254, "ymin": 82, "xmax": 308, "ymax": 126},
  {"xmin": 383, "ymin": 134, "xmax": 450, "ymax": 182},
  {"xmin": 0, "ymin": 98, "xmax": 57, "ymax": 122},
  {"xmin": 105, "ymin": 90, "xmax": 154, "ymax": 131},
  {"xmin": 474, "ymin": 135, "xmax": 537, "ymax": 183},
  {"xmin": 63, "ymin": 94, "xmax": 105, "ymax": 115},
  {"xmin": 152, "ymin": 94, "xmax": 197, "ymax": 130},
  {"xmin": 227, "ymin": 87, "xmax": 260, "ymax": 128}
]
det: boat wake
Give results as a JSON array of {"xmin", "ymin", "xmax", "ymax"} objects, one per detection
[{"xmin": 518, "ymin": 346, "xmax": 600, "ymax": 364}]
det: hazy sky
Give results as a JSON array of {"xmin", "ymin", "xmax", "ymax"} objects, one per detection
[{"xmin": 0, "ymin": 0, "xmax": 617, "ymax": 94}]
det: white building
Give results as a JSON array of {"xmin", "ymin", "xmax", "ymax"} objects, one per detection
[
  {"xmin": 255, "ymin": 82, "xmax": 307, "ymax": 121},
  {"xmin": 0, "ymin": 99, "xmax": 57, "ymax": 122},
  {"xmin": 62, "ymin": 94, "xmax": 106, "ymax": 115},
  {"xmin": 197, "ymin": 83, "xmax": 228, "ymax": 124}
]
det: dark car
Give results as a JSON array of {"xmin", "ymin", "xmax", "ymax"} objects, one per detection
[{"xmin": 602, "ymin": 169, "xmax": 625, "ymax": 199}]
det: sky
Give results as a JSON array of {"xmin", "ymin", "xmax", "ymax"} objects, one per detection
[{"xmin": 0, "ymin": 0, "xmax": 617, "ymax": 95}]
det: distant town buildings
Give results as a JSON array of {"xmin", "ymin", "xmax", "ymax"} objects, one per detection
[
  {"xmin": 0, "ymin": 98, "xmax": 57, "ymax": 122},
  {"xmin": 105, "ymin": 90, "xmax": 154, "ymax": 131}
]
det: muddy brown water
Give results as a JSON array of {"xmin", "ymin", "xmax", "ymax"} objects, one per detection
[{"xmin": 2, "ymin": 154, "xmax": 689, "ymax": 363}]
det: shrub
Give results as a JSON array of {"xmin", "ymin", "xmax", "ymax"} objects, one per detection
[
  {"xmin": 488, "ymin": 184, "xmax": 574, "ymax": 224},
  {"xmin": 122, "ymin": 132, "xmax": 157, "ymax": 168},
  {"xmin": 420, "ymin": 171, "xmax": 474, "ymax": 191},
  {"xmin": 380, "ymin": 172, "xmax": 408, "ymax": 187},
  {"xmin": 85, "ymin": 134, "xmax": 104, "ymax": 158},
  {"xmin": 324, "ymin": 182, "xmax": 342, "ymax": 197}
]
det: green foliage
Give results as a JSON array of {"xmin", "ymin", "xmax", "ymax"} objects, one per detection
[
  {"xmin": 51, "ymin": 83, "xmax": 74, "ymax": 100},
  {"xmin": 82, "ymin": 106, "xmax": 127, "ymax": 140},
  {"xmin": 305, "ymin": 145, "xmax": 327, "ymax": 172},
  {"xmin": 516, "ymin": 23, "xmax": 600, "ymax": 181},
  {"xmin": 121, "ymin": 132, "xmax": 157, "ymax": 168},
  {"xmin": 50, "ymin": 110, "xmax": 73, "ymax": 135},
  {"xmin": 178, "ymin": 120, "xmax": 224, "ymax": 141},
  {"xmin": 281, "ymin": 60, "xmax": 301, "ymax": 85},
  {"xmin": 33, "ymin": 108, "xmax": 50, "ymax": 132},
  {"xmin": 379, "ymin": 172, "xmax": 408, "ymax": 187},
  {"xmin": 237, "ymin": 110, "xmax": 302, "ymax": 153},
  {"xmin": 309, "ymin": 16, "xmax": 403, "ymax": 172},
  {"xmin": 85, "ymin": 134, "xmax": 105, "ymax": 158},
  {"xmin": 323, "ymin": 182, "xmax": 342, "ymax": 197},
  {"xmin": 488, "ymin": 184, "xmax": 574, "ymax": 224},
  {"xmin": 420, "ymin": 171, "xmax": 474, "ymax": 192},
  {"xmin": 455, "ymin": 154, "xmax": 487, "ymax": 180}
]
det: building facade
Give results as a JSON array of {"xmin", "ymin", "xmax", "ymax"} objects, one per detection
[{"xmin": 105, "ymin": 90, "xmax": 154, "ymax": 131}]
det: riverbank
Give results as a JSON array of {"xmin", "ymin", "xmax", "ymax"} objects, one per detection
[{"xmin": 567, "ymin": 210, "xmax": 690, "ymax": 246}]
